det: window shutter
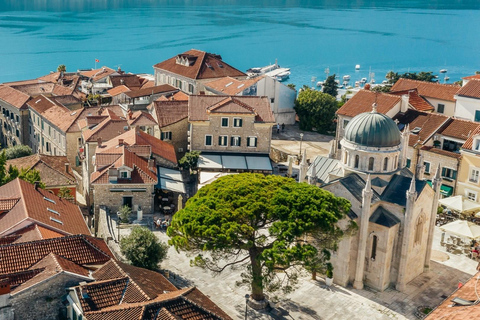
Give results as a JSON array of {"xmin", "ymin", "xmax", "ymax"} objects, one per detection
[
  {"xmin": 230, "ymin": 137, "xmax": 234, "ymax": 146},
  {"xmin": 161, "ymin": 132, "xmax": 164, "ymax": 140},
  {"xmin": 238, "ymin": 137, "xmax": 241, "ymax": 146},
  {"xmin": 452, "ymin": 170, "xmax": 457, "ymax": 179},
  {"xmin": 239, "ymin": 119, "xmax": 243, "ymax": 127},
  {"xmin": 218, "ymin": 136, "xmax": 222, "ymax": 145},
  {"xmin": 441, "ymin": 167, "xmax": 446, "ymax": 177},
  {"xmin": 254, "ymin": 137, "xmax": 257, "ymax": 147}
]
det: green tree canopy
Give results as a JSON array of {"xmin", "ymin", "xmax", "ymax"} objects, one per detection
[
  {"xmin": 168, "ymin": 173, "xmax": 350, "ymax": 302},
  {"xmin": 322, "ymin": 74, "xmax": 338, "ymax": 97},
  {"xmin": 57, "ymin": 64, "xmax": 66, "ymax": 72},
  {"xmin": 120, "ymin": 226, "xmax": 169, "ymax": 270},
  {"xmin": 385, "ymin": 70, "xmax": 438, "ymax": 85},
  {"xmin": 0, "ymin": 151, "xmax": 44, "ymax": 187},
  {"xmin": 294, "ymin": 88, "xmax": 339, "ymax": 133},
  {"xmin": 178, "ymin": 151, "xmax": 201, "ymax": 173},
  {"xmin": 3, "ymin": 145, "xmax": 32, "ymax": 160}
]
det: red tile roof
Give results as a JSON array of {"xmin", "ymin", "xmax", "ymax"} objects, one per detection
[
  {"xmin": 421, "ymin": 146, "xmax": 462, "ymax": 159},
  {"xmin": 82, "ymin": 117, "xmax": 129, "ymax": 143},
  {"xmin": 0, "ymin": 234, "xmax": 112, "ymax": 274},
  {"xmin": 389, "ymin": 88, "xmax": 434, "ymax": 112},
  {"xmin": 107, "ymin": 85, "xmax": 130, "ymax": 97},
  {"xmin": 98, "ymin": 128, "xmax": 177, "ymax": 164},
  {"xmin": 109, "ymin": 74, "xmax": 143, "ymax": 90},
  {"xmin": 80, "ymin": 67, "xmax": 116, "ymax": 82},
  {"xmin": 6, "ymin": 154, "xmax": 76, "ymax": 188},
  {"xmin": 149, "ymin": 100, "xmax": 188, "ymax": 128},
  {"xmin": 462, "ymin": 74, "xmax": 480, "ymax": 81},
  {"xmin": 0, "ymin": 178, "xmax": 90, "ymax": 237},
  {"xmin": 456, "ymin": 79, "xmax": 480, "ymax": 99},
  {"xmin": 461, "ymin": 125, "xmax": 480, "ymax": 150},
  {"xmin": 127, "ymin": 111, "xmax": 157, "ymax": 126},
  {"xmin": 0, "ymin": 85, "xmax": 30, "ymax": 109},
  {"xmin": 391, "ymin": 78, "xmax": 460, "ymax": 102},
  {"xmin": 426, "ymin": 271, "xmax": 480, "ymax": 320},
  {"xmin": 11, "ymin": 82, "xmax": 55, "ymax": 96},
  {"xmin": 154, "ymin": 49, "xmax": 246, "ymax": 80},
  {"xmin": 189, "ymin": 95, "xmax": 275, "ymax": 123},
  {"xmin": 439, "ymin": 118, "xmax": 480, "ymax": 140},
  {"xmin": 0, "ymin": 224, "xmax": 64, "ymax": 244},
  {"xmin": 336, "ymin": 90, "xmax": 401, "ymax": 117},
  {"xmin": 27, "ymin": 95, "xmax": 82, "ymax": 133},
  {"xmin": 124, "ymin": 84, "xmax": 177, "ymax": 99},
  {"xmin": 204, "ymin": 76, "xmax": 263, "ymax": 95},
  {"xmin": 393, "ymin": 110, "xmax": 450, "ymax": 146}
]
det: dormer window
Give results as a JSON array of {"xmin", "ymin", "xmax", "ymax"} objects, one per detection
[
  {"xmin": 474, "ymin": 137, "xmax": 480, "ymax": 151},
  {"xmin": 120, "ymin": 171, "xmax": 129, "ymax": 179}
]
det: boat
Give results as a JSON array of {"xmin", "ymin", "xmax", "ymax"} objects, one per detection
[
  {"xmin": 275, "ymin": 71, "xmax": 291, "ymax": 82},
  {"xmin": 355, "ymin": 64, "xmax": 361, "ymax": 70},
  {"xmin": 444, "ymin": 76, "xmax": 450, "ymax": 81},
  {"xmin": 361, "ymin": 77, "xmax": 367, "ymax": 83},
  {"xmin": 335, "ymin": 79, "xmax": 340, "ymax": 84},
  {"xmin": 440, "ymin": 69, "xmax": 447, "ymax": 73},
  {"xmin": 343, "ymin": 75, "xmax": 351, "ymax": 81},
  {"xmin": 355, "ymin": 81, "xmax": 360, "ymax": 87}
]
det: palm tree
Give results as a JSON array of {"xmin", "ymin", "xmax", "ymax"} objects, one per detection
[{"xmin": 57, "ymin": 64, "xmax": 66, "ymax": 73}]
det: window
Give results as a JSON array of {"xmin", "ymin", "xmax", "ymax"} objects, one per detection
[
  {"xmin": 218, "ymin": 135, "xmax": 228, "ymax": 146},
  {"xmin": 204, "ymin": 135, "xmax": 213, "ymax": 146},
  {"xmin": 383, "ymin": 157, "xmax": 389, "ymax": 171},
  {"xmin": 161, "ymin": 131, "xmax": 172, "ymax": 141},
  {"xmin": 354, "ymin": 155, "xmax": 359, "ymax": 168},
  {"xmin": 424, "ymin": 161, "xmax": 431, "ymax": 174},
  {"xmin": 48, "ymin": 125, "xmax": 51, "ymax": 136},
  {"xmin": 414, "ymin": 216, "xmax": 424, "ymax": 245},
  {"xmin": 406, "ymin": 158, "xmax": 411, "ymax": 168},
  {"xmin": 221, "ymin": 118, "xmax": 229, "ymax": 127},
  {"xmin": 368, "ymin": 157, "xmax": 374, "ymax": 171},
  {"xmin": 188, "ymin": 84, "xmax": 194, "ymax": 93},
  {"xmin": 470, "ymin": 168, "xmax": 480, "ymax": 183},
  {"xmin": 443, "ymin": 139, "xmax": 461, "ymax": 152},
  {"xmin": 120, "ymin": 171, "xmax": 128, "ymax": 178},
  {"xmin": 344, "ymin": 151, "xmax": 349, "ymax": 165},
  {"xmin": 475, "ymin": 110, "xmax": 480, "ymax": 122},
  {"xmin": 394, "ymin": 156, "xmax": 398, "ymax": 169},
  {"xmin": 231, "ymin": 136, "xmax": 241, "ymax": 147},
  {"xmin": 441, "ymin": 167, "xmax": 457, "ymax": 180},
  {"xmin": 270, "ymin": 98, "xmax": 275, "ymax": 104},
  {"xmin": 233, "ymin": 118, "xmax": 243, "ymax": 127},
  {"xmin": 176, "ymin": 79, "xmax": 183, "ymax": 90},
  {"xmin": 371, "ymin": 235, "xmax": 377, "ymax": 261},
  {"xmin": 16, "ymin": 115, "xmax": 19, "ymax": 123},
  {"xmin": 467, "ymin": 190, "xmax": 477, "ymax": 201},
  {"xmin": 15, "ymin": 129, "xmax": 19, "ymax": 137},
  {"xmin": 46, "ymin": 142, "xmax": 50, "ymax": 152},
  {"xmin": 247, "ymin": 136, "xmax": 257, "ymax": 147},
  {"xmin": 437, "ymin": 104, "xmax": 445, "ymax": 114},
  {"xmin": 343, "ymin": 119, "xmax": 349, "ymax": 129}
]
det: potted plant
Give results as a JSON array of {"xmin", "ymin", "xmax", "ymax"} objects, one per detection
[{"xmin": 325, "ymin": 263, "xmax": 334, "ymax": 286}]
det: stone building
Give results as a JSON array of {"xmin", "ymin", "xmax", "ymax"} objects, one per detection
[
  {"xmin": 153, "ymin": 49, "xmax": 247, "ymax": 94},
  {"xmin": 307, "ymin": 105, "xmax": 441, "ymax": 292},
  {"xmin": 0, "ymin": 85, "xmax": 30, "ymax": 148},
  {"xmin": 457, "ymin": 125, "xmax": 480, "ymax": 202}
]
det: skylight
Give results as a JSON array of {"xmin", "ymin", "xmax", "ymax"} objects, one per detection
[
  {"xmin": 225, "ymin": 82, "xmax": 234, "ymax": 87},
  {"xmin": 411, "ymin": 127, "xmax": 422, "ymax": 134},
  {"xmin": 237, "ymin": 84, "xmax": 245, "ymax": 89},
  {"xmin": 50, "ymin": 217, "xmax": 63, "ymax": 225},
  {"xmin": 43, "ymin": 196, "xmax": 56, "ymax": 204},
  {"xmin": 206, "ymin": 63, "xmax": 213, "ymax": 69},
  {"xmin": 48, "ymin": 208, "xmax": 60, "ymax": 216},
  {"xmin": 217, "ymin": 62, "xmax": 224, "ymax": 68}
]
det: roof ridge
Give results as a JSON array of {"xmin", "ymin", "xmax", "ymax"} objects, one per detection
[
  {"xmin": 180, "ymin": 292, "xmax": 227, "ymax": 320},
  {"xmin": 111, "ymin": 260, "xmax": 152, "ymax": 300},
  {"xmin": 36, "ymin": 157, "xmax": 75, "ymax": 183},
  {"xmin": 397, "ymin": 78, "xmax": 460, "ymax": 88},
  {"xmin": 194, "ymin": 50, "xmax": 207, "ymax": 80}
]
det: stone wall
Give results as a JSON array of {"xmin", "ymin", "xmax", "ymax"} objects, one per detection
[
  {"xmin": 93, "ymin": 183, "xmax": 155, "ymax": 216},
  {"xmin": 153, "ymin": 118, "xmax": 188, "ymax": 162},
  {"xmin": 11, "ymin": 273, "xmax": 86, "ymax": 320},
  {"xmin": 269, "ymin": 146, "xmax": 290, "ymax": 163}
]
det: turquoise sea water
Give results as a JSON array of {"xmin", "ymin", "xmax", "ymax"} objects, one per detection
[{"xmin": 0, "ymin": 0, "xmax": 479, "ymax": 87}]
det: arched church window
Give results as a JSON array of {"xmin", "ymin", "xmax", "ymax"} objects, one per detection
[
  {"xmin": 414, "ymin": 216, "xmax": 424, "ymax": 245},
  {"xmin": 344, "ymin": 151, "xmax": 349, "ymax": 165},
  {"xmin": 354, "ymin": 155, "xmax": 359, "ymax": 168},
  {"xmin": 383, "ymin": 157, "xmax": 389, "ymax": 171},
  {"xmin": 371, "ymin": 235, "xmax": 377, "ymax": 261},
  {"xmin": 368, "ymin": 157, "xmax": 374, "ymax": 171},
  {"xmin": 394, "ymin": 156, "xmax": 398, "ymax": 169}
]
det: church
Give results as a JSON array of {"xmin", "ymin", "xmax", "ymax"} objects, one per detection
[{"xmin": 304, "ymin": 104, "xmax": 442, "ymax": 292}]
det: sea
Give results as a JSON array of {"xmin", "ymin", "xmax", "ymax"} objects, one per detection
[{"xmin": 0, "ymin": 0, "xmax": 479, "ymax": 88}]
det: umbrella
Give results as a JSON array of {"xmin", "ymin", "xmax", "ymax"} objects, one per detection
[
  {"xmin": 440, "ymin": 220, "xmax": 480, "ymax": 240},
  {"xmin": 438, "ymin": 195, "xmax": 480, "ymax": 214}
]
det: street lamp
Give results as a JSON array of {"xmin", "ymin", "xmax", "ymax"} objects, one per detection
[
  {"xmin": 299, "ymin": 133, "xmax": 304, "ymax": 158},
  {"xmin": 244, "ymin": 294, "xmax": 250, "ymax": 320}
]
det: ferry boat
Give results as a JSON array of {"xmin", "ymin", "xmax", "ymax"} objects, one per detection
[
  {"xmin": 247, "ymin": 59, "xmax": 291, "ymax": 80},
  {"xmin": 343, "ymin": 75, "xmax": 351, "ymax": 81},
  {"xmin": 355, "ymin": 64, "xmax": 361, "ymax": 70},
  {"xmin": 275, "ymin": 71, "xmax": 291, "ymax": 82}
]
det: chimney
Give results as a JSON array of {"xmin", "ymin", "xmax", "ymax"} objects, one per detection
[
  {"xmin": 34, "ymin": 181, "xmax": 40, "ymax": 190},
  {"xmin": 148, "ymin": 159, "xmax": 155, "ymax": 171},
  {"xmin": 65, "ymin": 163, "xmax": 70, "ymax": 173},
  {"xmin": 0, "ymin": 278, "xmax": 10, "ymax": 296},
  {"xmin": 97, "ymin": 137, "xmax": 102, "ymax": 147},
  {"xmin": 118, "ymin": 138, "xmax": 124, "ymax": 145},
  {"xmin": 127, "ymin": 109, "xmax": 133, "ymax": 120}
]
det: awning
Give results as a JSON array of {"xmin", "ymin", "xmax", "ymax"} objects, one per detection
[
  {"xmin": 155, "ymin": 167, "xmax": 186, "ymax": 193},
  {"xmin": 245, "ymin": 156, "xmax": 273, "ymax": 171},
  {"xmin": 198, "ymin": 172, "xmax": 237, "ymax": 189},
  {"xmin": 198, "ymin": 153, "xmax": 272, "ymax": 172},
  {"xmin": 198, "ymin": 154, "xmax": 222, "ymax": 169},
  {"xmin": 221, "ymin": 155, "xmax": 248, "ymax": 170},
  {"xmin": 426, "ymin": 181, "xmax": 453, "ymax": 197},
  {"xmin": 438, "ymin": 195, "xmax": 480, "ymax": 214}
]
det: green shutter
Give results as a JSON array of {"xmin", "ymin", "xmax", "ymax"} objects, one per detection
[
  {"xmin": 230, "ymin": 136, "xmax": 234, "ymax": 146},
  {"xmin": 452, "ymin": 170, "xmax": 457, "ymax": 179},
  {"xmin": 406, "ymin": 159, "xmax": 411, "ymax": 168},
  {"xmin": 161, "ymin": 132, "xmax": 164, "ymax": 140},
  {"xmin": 239, "ymin": 119, "xmax": 243, "ymax": 127},
  {"xmin": 475, "ymin": 111, "xmax": 480, "ymax": 122},
  {"xmin": 441, "ymin": 167, "xmax": 446, "ymax": 177}
]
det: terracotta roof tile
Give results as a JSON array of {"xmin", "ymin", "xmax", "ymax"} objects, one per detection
[
  {"xmin": 395, "ymin": 110, "xmax": 450, "ymax": 146},
  {"xmin": 83, "ymin": 117, "xmax": 129, "ymax": 142},
  {"xmin": 0, "ymin": 234, "xmax": 112, "ymax": 274},
  {"xmin": 124, "ymin": 84, "xmax": 177, "ymax": 99},
  {"xmin": 389, "ymin": 89, "xmax": 434, "ymax": 111},
  {"xmin": 77, "ymin": 277, "xmax": 131, "ymax": 312},
  {"xmin": 204, "ymin": 76, "xmax": 263, "ymax": 95},
  {"xmin": 189, "ymin": 95, "xmax": 274, "ymax": 123},
  {"xmin": 425, "ymin": 271, "xmax": 480, "ymax": 320},
  {"xmin": 80, "ymin": 67, "xmax": 116, "ymax": 82},
  {"xmin": 98, "ymin": 128, "xmax": 177, "ymax": 164},
  {"xmin": 6, "ymin": 154, "xmax": 76, "ymax": 187},
  {"xmin": 391, "ymin": 78, "xmax": 460, "ymax": 102},
  {"xmin": 141, "ymin": 80, "xmax": 155, "ymax": 89},
  {"xmin": 127, "ymin": 111, "xmax": 157, "ymax": 126},
  {"xmin": 336, "ymin": 90, "xmax": 401, "ymax": 117},
  {"xmin": 462, "ymin": 74, "xmax": 480, "ymax": 81},
  {"xmin": 11, "ymin": 82, "xmax": 55, "ymax": 96},
  {"xmin": 109, "ymin": 74, "xmax": 143, "ymax": 90},
  {"xmin": 108, "ymin": 85, "xmax": 130, "ymax": 96},
  {"xmin": 2, "ymin": 224, "xmax": 63, "ymax": 244},
  {"xmin": 154, "ymin": 49, "xmax": 246, "ymax": 80},
  {"xmin": 421, "ymin": 146, "xmax": 462, "ymax": 159},
  {"xmin": 0, "ymin": 85, "xmax": 30, "ymax": 109},
  {"xmin": 150, "ymin": 100, "xmax": 188, "ymax": 128},
  {"xmin": 27, "ymin": 95, "xmax": 82, "ymax": 133},
  {"xmin": 456, "ymin": 79, "xmax": 480, "ymax": 99},
  {"xmin": 439, "ymin": 118, "xmax": 480, "ymax": 140},
  {"xmin": 0, "ymin": 178, "xmax": 90, "ymax": 236},
  {"xmin": 170, "ymin": 91, "xmax": 189, "ymax": 101},
  {"xmin": 461, "ymin": 125, "xmax": 480, "ymax": 150}
]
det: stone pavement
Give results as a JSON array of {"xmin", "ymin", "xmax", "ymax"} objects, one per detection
[{"xmin": 109, "ymin": 214, "xmax": 479, "ymax": 320}]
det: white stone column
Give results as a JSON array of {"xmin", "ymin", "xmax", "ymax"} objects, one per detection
[
  {"xmin": 353, "ymin": 175, "xmax": 373, "ymax": 290},
  {"xmin": 299, "ymin": 149, "xmax": 308, "ymax": 183},
  {"xmin": 308, "ymin": 161, "xmax": 317, "ymax": 185},
  {"xmin": 396, "ymin": 177, "xmax": 416, "ymax": 292},
  {"xmin": 424, "ymin": 164, "xmax": 442, "ymax": 271}
]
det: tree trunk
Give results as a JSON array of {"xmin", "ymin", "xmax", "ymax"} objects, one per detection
[
  {"xmin": 249, "ymin": 248, "xmax": 265, "ymax": 301},
  {"xmin": 312, "ymin": 271, "xmax": 317, "ymax": 280}
]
